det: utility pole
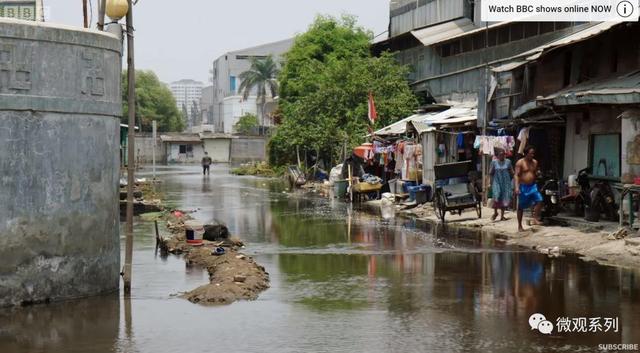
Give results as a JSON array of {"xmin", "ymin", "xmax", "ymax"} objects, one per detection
[
  {"xmin": 82, "ymin": 0, "xmax": 88, "ymax": 28},
  {"xmin": 123, "ymin": 0, "xmax": 136, "ymax": 295},
  {"xmin": 97, "ymin": 0, "xmax": 106, "ymax": 30},
  {"xmin": 482, "ymin": 21, "xmax": 489, "ymax": 205},
  {"xmin": 152, "ymin": 120, "xmax": 156, "ymax": 180}
]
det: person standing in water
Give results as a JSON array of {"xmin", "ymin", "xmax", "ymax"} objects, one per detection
[
  {"xmin": 489, "ymin": 148, "xmax": 514, "ymax": 222},
  {"xmin": 201, "ymin": 151, "xmax": 212, "ymax": 176},
  {"xmin": 515, "ymin": 146, "xmax": 543, "ymax": 231}
]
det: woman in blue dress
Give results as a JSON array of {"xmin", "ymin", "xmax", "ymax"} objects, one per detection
[{"xmin": 489, "ymin": 148, "xmax": 514, "ymax": 221}]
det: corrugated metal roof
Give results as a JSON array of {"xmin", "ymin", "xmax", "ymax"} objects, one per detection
[
  {"xmin": 514, "ymin": 70, "xmax": 640, "ymax": 117},
  {"xmin": 412, "ymin": 104, "xmax": 478, "ymax": 133},
  {"xmin": 524, "ymin": 22, "xmax": 618, "ymax": 61},
  {"xmin": 430, "ymin": 116, "xmax": 477, "ymax": 125},
  {"xmin": 415, "ymin": 20, "xmax": 511, "ymax": 47},
  {"xmin": 373, "ymin": 112, "xmax": 441, "ymax": 136},
  {"xmin": 542, "ymin": 70, "xmax": 640, "ymax": 105},
  {"xmin": 491, "ymin": 22, "xmax": 620, "ymax": 73},
  {"xmin": 411, "ymin": 18, "xmax": 477, "ymax": 47}
]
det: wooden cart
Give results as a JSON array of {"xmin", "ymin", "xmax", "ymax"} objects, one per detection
[{"xmin": 432, "ymin": 161, "xmax": 482, "ymax": 222}]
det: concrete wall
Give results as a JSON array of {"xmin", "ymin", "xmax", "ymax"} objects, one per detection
[
  {"xmin": 222, "ymin": 95, "xmax": 258, "ymax": 134},
  {"xmin": 0, "ymin": 19, "xmax": 122, "ymax": 306},
  {"xmin": 134, "ymin": 134, "xmax": 165, "ymax": 164},
  {"xmin": 621, "ymin": 110, "xmax": 640, "ymax": 183},
  {"xmin": 231, "ymin": 137, "xmax": 266, "ymax": 162},
  {"xmin": 563, "ymin": 108, "xmax": 622, "ymax": 179},
  {"xmin": 165, "ymin": 142, "xmax": 205, "ymax": 163},
  {"xmin": 203, "ymin": 138, "xmax": 231, "ymax": 162}
]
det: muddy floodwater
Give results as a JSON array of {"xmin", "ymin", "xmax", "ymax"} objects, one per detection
[{"xmin": 1, "ymin": 165, "xmax": 639, "ymax": 353}]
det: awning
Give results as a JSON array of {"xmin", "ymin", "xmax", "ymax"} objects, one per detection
[
  {"xmin": 542, "ymin": 70, "xmax": 640, "ymax": 106},
  {"xmin": 430, "ymin": 116, "xmax": 477, "ymax": 125},
  {"xmin": 514, "ymin": 70, "xmax": 640, "ymax": 117},
  {"xmin": 416, "ymin": 21, "xmax": 511, "ymax": 47},
  {"xmin": 491, "ymin": 22, "xmax": 620, "ymax": 74},
  {"xmin": 411, "ymin": 18, "xmax": 477, "ymax": 47},
  {"xmin": 412, "ymin": 104, "xmax": 478, "ymax": 133},
  {"xmin": 491, "ymin": 61, "xmax": 527, "ymax": 73},
  {"xmin": 372, "ymin": 111, "xmax": 442, "ymax": 136}
]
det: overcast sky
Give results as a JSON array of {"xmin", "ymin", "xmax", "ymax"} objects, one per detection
[{"xmin": 48, "ymin": 0, "xmax": 390, "ymax": 84}]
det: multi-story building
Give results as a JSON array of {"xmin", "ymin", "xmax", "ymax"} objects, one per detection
[
  {"xmin": 169, "ymin": 79, "xmax": 203, "ymax": 130},
  {"xmin": 209, "ymin": 38, "xmax": 293, "ymax": 134},
  {"xmin": 376, "ymin": 0, "xmax": 589, "ymax": 103},
  {"xmin": 374, "ymin": 0, "xmax": 598, "ymax": 185}
]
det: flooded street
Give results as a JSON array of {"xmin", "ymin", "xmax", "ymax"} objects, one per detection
[{"xmin": 1, "ymin": 165, "xmax": 639, "ymax": 353}]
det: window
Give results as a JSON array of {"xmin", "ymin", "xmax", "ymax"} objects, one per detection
[
  {"xmin": 472, "ymin": 33, "xmax": 486, "ymax": 50},
  {"xmin": 540, "ymin": 22, "xmax": 554, "ymax": 34},
  {"xmin": 590, "ymin": 134, "xmax": 620, "ymax": 178},
  {"xmin": 461, "ymin": 37, "xmax": 473, "ymax": 53},
  {"xmin": 497, "ymin": 27, "xmax": 510, "ymax": 45},
  {"xmin": 524, "ymin": 23, "xmax": 539, "ymax": 38},
  {"xmin": 230, "ymin": 76, "xmax": 236, "ymax": 93},
  {"xmin": 179, "ymin": 144, "xmax": 194, "ymax": 154},
  {"xmin": 511, "ymin": 23, "xmax": 524, "ymax": 41},
  {"xmin": 487, "ymin": 29, "xmax": 497, "ymax": 47}
]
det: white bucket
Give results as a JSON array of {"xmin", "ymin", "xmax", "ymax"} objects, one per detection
[{"xmin": 184, "ymin": 220, "xmax": 204, "ymax": 244}]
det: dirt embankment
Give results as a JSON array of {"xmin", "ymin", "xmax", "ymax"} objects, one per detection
[
  {"xmin": 160, "ymin": 211, "xmax": 270, "ymax": 305},
  {"xmin": 366, "ymin": 201, "xmax": 640, "ymax": 269}
]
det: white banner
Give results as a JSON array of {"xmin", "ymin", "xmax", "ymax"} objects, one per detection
[{"xmin": 481, "ymin": 0, "xmax": 639, "ymax": 21}]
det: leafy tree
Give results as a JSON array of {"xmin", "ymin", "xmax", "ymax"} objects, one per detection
[
  {"xmin": 121, "ymin": 70, "xmax": 185, "ymax": 132},
  {"xmin": 270, "ymin": 15, "xmax": 418, "ymax": 166},
  {"xmin": 234, "ymin": 113, "xmax": 259, "ymax": 135},
  {"xmin": 238, "ymin": 56, "xmax": 279, "ymax": 132}
]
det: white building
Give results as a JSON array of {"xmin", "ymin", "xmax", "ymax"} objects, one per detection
[
  {"xmin": 209, "ymin": 38, "xmax": 293, "ymax": 134},
  {"xmin": 170, "ymin": 79, "xmax": 203, "ymax": 130}
]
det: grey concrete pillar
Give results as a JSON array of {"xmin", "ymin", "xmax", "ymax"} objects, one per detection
[{"xmin": 0, "ymin": 19, "xmax": 122, "ymax": 306}]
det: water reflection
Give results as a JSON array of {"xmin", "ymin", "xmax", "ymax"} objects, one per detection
[
  {"xmin": 0, "ymin": 295, "xmax": 119, "ymax": 353},
  {"xmin": 1, "ymin": 166, "xmax": 638, "ymax": 353}
]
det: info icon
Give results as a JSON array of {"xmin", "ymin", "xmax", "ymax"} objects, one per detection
[{"xmin": 617, "ymin": 1, "xmax": 634, "ymax": 18}]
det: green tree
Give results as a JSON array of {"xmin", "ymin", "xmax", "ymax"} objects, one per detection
[
  {"xmin": 122, "ymin": 70, "xmax": 185, "ymax": 132},
  {"xmin": 270, "ymin": 15, "xmax": 418, "ymax": 166},
  {"xmin": 234, "ymin": 113, "xmax": 259, "ymax": 135},
  {"xmin": 238, "ymin": 55, "xmax": 279, "ymax": 132}
]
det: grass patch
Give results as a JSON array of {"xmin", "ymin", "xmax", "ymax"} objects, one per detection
[{"xmin": 231, "ymin": 162, "xmax": 284, "ymax": 177}]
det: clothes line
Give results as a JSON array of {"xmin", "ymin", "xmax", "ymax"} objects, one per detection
[{"xmin": 473, "ymin": 135, "xmax": 516, "ymax": 156}]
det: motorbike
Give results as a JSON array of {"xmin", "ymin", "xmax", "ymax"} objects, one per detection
[
  {"xmin": 569, "ymin": 167, "xmax": 617, "ymax": 222},
  {"xmin": 537, "ymin": 172, "xmax": 561, "ymax": 219},
  {"xmin": 588, "ymin": 180, "xmax": 617, "ymax": 222}
]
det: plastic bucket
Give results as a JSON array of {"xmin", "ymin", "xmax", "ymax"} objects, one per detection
[
  {"xmin": 334, "ymin": 180, "xmax": 348, "ymax": 198},
  {"xmin": 184, "ymin": 220, "xmax": 204, "ymax": 244},
  {"xmin": 388, "ymin": 179, "xmax": 398, "ymax": 194}
]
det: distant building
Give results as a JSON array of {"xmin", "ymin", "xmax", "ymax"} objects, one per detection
[
  {"xmin": 200, "ymin": 85, "xmax": 214, "ymax": 125},
  {"xmin": 169, "ymin": 79, "xmax": 203, "ymax": 130},
  {"xmin": 209, "ymin": 38, "xmax": 293, "ymax": 134},
  {"xmin": 0, "ymin": 0, "xmax": 44, "ymax": 21}
]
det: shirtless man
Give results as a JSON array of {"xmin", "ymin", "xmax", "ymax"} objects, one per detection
[{"xmin": 514, "ymin": 146, "xmax": 543, "ymax": 231}]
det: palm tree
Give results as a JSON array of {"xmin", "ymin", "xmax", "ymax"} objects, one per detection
[{"xmin": 238, "ymin": 56, "xmax": 279, "ymax": 135}]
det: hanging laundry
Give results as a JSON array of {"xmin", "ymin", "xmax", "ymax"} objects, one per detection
[
  {"xmin": 474, "ymin": 135, "xmax": 516, "ymax": 156},
  {"xmin": 517, "ymin": 127, "xmax": 530, "ymax": 154}
]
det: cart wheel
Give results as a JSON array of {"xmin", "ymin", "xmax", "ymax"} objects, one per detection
[{"xmin": 476, "ymin": 202, "xmax": 482, "ymax": 218}]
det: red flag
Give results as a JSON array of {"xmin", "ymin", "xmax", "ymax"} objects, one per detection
[{"xmin": 368, "ymin": 91, "xmax": 377, "ymax": 124}]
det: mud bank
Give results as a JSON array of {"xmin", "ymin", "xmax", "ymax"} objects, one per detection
[
  {"xmin": 366, "ymin": 201, "xmax": 640, "ymax": 269},
  {"xmin": 160, "ymin": 212, "xmax": 270, "ymax": 305}
]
